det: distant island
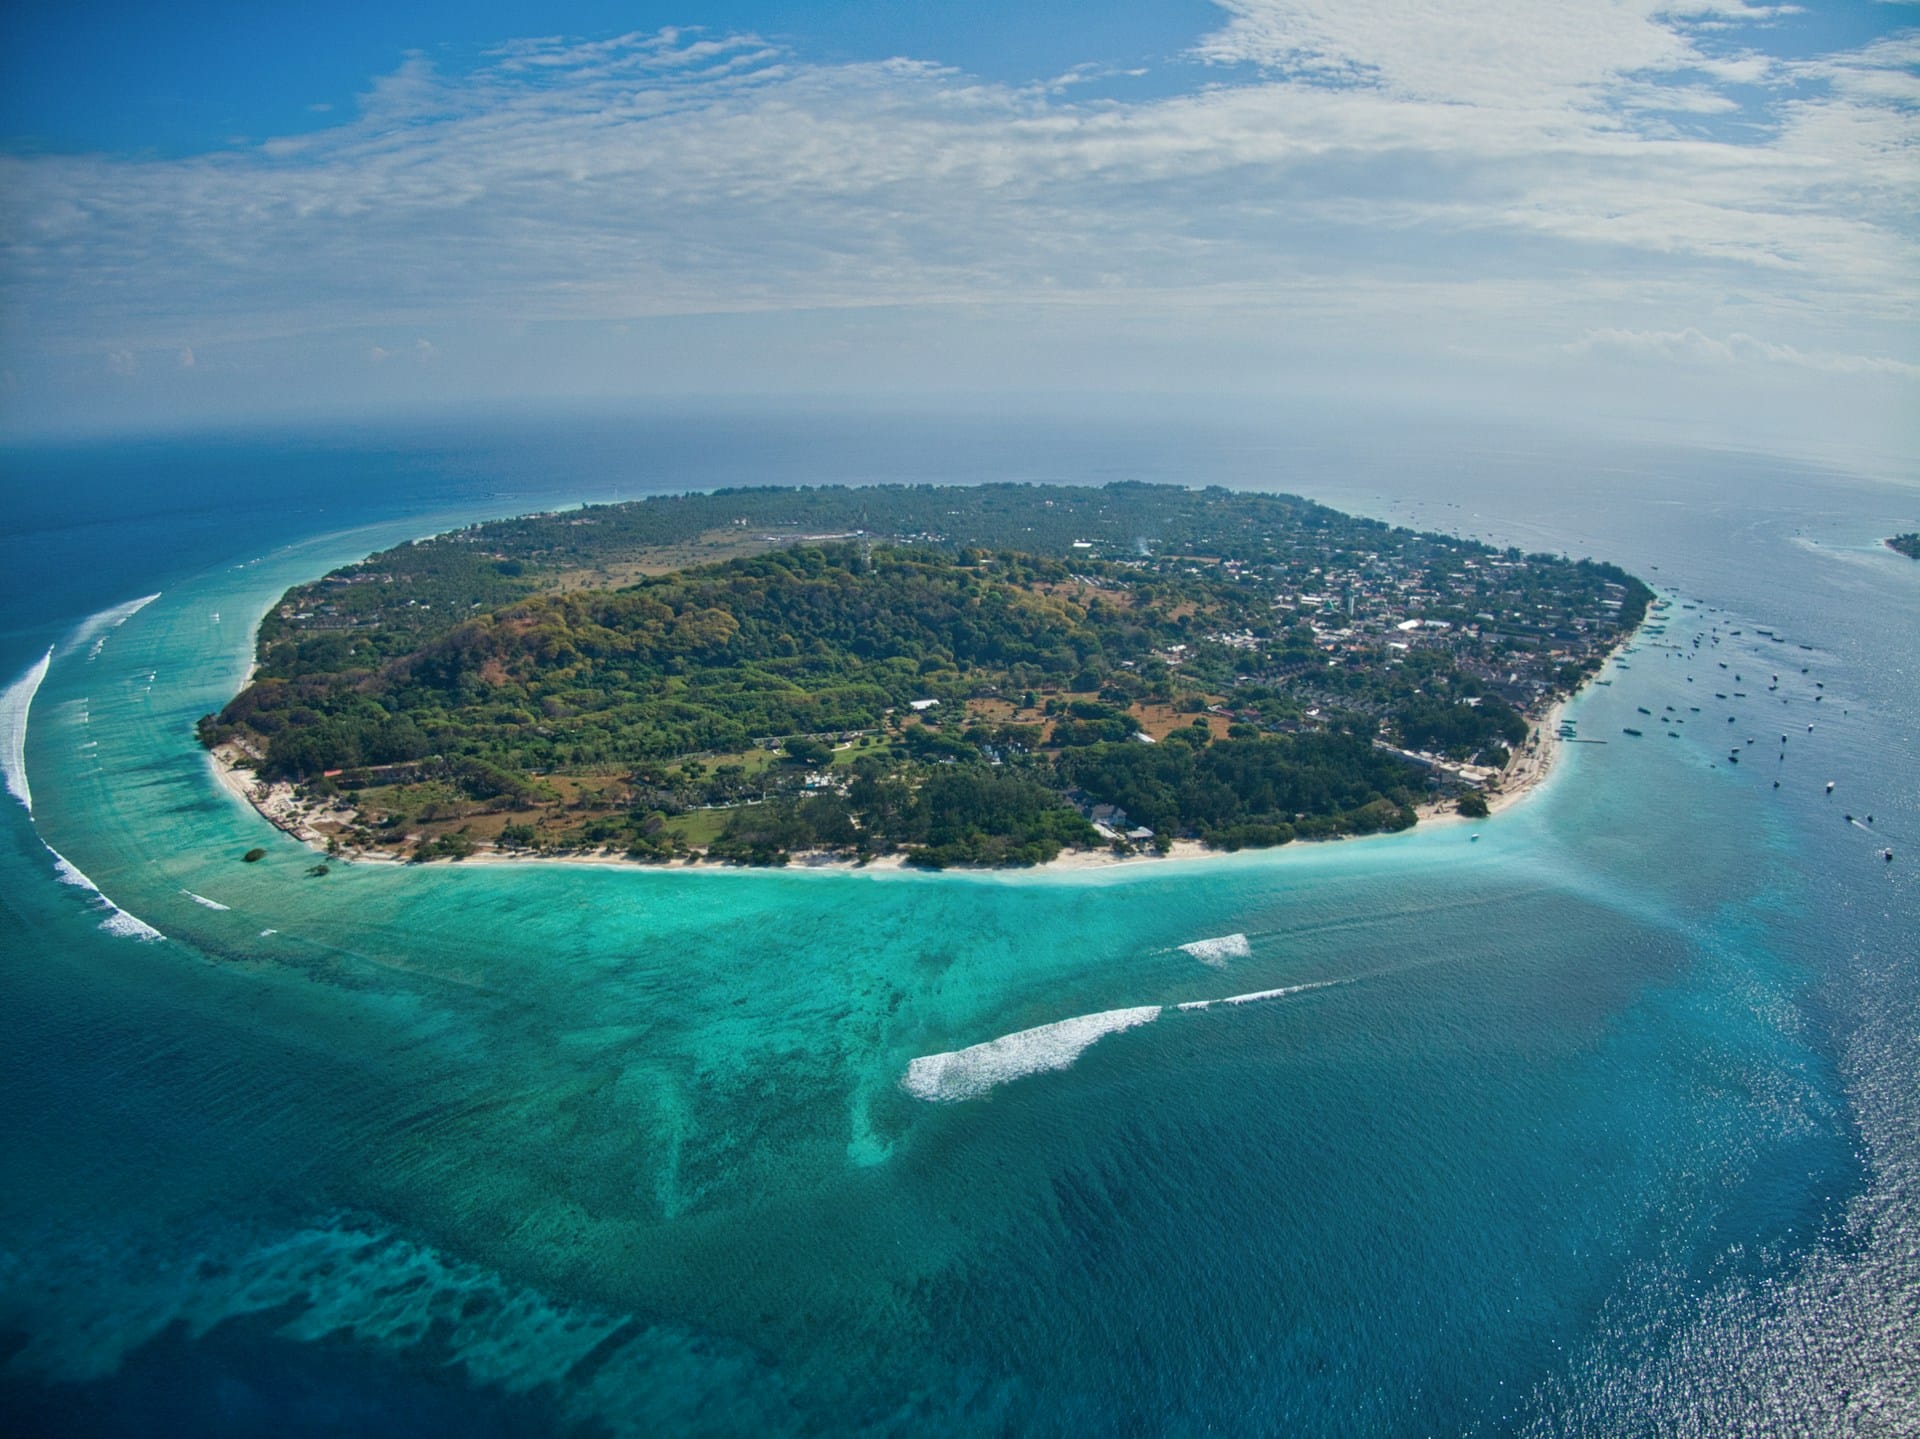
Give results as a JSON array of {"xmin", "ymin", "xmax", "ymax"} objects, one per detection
[
  {"xmin": 200, "ymin": 483, "xmax": 1650, "ymax": 869},
  {"xmin": 1888, "ymin": 533, "xmax": 1920, "ymax": 560}
]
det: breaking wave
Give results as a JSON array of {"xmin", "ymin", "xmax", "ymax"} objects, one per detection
[
  {"xmin": 1179, "ymin": 933, "xmax": 1251, "ymax": 966},
  {"xmin": 45, "ymin": 843, "xmax": 164, "ymax": 942},
  {"xmin": 2, "ymin": 647, "xmax": 55, "ymax": 814},
  {"xmin": 182, "ymin": 890, "xmax": 231, "ymax": 911},
  {"xmin": 903, "ymin": 1006, "xmax": 1163, "ymax": 1102},
  {"xmin": 70, "ymin": 592, "xmax": 161, "ymax": 661},
  {"xmin": 906, "ymin": 976, "xmax": 1365, "ymax": 1101},
  {"xmin": 1177, "ymin": 978, "xmax": 1350, "ymax": 1011}
]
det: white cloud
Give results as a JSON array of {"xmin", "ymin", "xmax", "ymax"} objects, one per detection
[
  {"xmin": 0, "ymin": 13, "xmax": 1913, "ymax": 445},
  {"xmin": 178, "ymin": 347, "xmax": 195, "ymax": 368},
  {"xmin": 1567, "ymin": 326, "xmax": 1920, "ymax": 376}
]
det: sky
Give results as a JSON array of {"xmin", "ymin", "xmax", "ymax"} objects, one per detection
[{"xmin": 1, "ymin": 1, "xmax": 1915, "ymax": 463}]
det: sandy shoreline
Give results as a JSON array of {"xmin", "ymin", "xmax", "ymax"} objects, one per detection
[{"xmin": 204, "ymin": 685, "xmax": 1574, "ymax": 876}]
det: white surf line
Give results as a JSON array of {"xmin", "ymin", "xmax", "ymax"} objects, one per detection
[
  {"xmin": 70, "ymin": 592, "xmax": 162, "ymax": 661},
  {"xmin": 1, "ymin": 647, "xmax": 56, "ymax": 814},
  {"xmin": 902, "ymin": 1006, "xmax": 1164, "ymax": 1103},
  {"xmin": 181, "ymin": 890, "xmax": 232, "ymax": 911},
  {"xmin": 1175, "ymin": 976, "xmax": 1352, "ymax": 1011},
  {"xmin": 45, "ymin": 842, "xmax": 165, "ymax": 942},
  {"xmin": 1178, "ymin": 933, "xmax": 1252, "ymax": 967},
  {"xmin": 906, "ymin": 972, "xmax": 1388, "ymax": 1102}
]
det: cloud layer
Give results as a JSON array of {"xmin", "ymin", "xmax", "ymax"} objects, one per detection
[{"xmin": 0, "ymin": 4, "xmax": 1914, "ymax": 449}]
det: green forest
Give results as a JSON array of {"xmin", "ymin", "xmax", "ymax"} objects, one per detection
[{"xmin": 203, "ymin": 482, "xmax": 1648, "ymax": 866}]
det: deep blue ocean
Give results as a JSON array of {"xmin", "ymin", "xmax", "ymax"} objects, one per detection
[{"xmin": 0, "ymin": 411, "xmax": 1914, "ymax": 1436}]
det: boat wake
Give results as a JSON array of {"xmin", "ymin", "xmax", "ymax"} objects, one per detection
[
  {"xmin": 1179, "ymin": 933, "xmax": 1251, "ymax": 966},
  {"xmin": 71, "ymin": 592, "xmax": 161, "ymax": 661},
  {"xmin": 903, "ymin": 1006, "xmax": 1163, "ymax": 1102},
  {"xmin": 2, "ymin": 648, "xmax": 55, "ymax": 814},
  {"xmin": 46, "ymin": 843, "xmax": 164, "ymax": 942}
]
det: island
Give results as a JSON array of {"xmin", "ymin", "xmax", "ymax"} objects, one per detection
[
  {"xmin": 199, "ymin": 482, "xmax": 1651, "ymax": 868},
  {"xmin": 1887, "ymin": 533, "xmax": 1920, "ymax": 560}
]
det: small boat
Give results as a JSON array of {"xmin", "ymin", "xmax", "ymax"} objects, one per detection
[
  {"xmin": 1623, "ymin": 727, "xmax": 1643, "ymax": 737},
  {"xmin": 1470, "ymin": 833, "xmax": 1480, "ymax": 842},
  {"xmin": 1826, "ymin": 781, "xmax": 1835, "ymax": 793},
  {"xmin": 1637, "ymin": 707, "xmax": 1652, "ymax": 715}
]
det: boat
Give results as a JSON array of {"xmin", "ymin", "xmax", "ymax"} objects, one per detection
[{"xmin": 1623, "ymin": 728, "xmax": 1643, "ymax": 737}]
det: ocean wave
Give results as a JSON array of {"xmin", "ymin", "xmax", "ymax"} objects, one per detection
[
  {"xmin": 1179, "ymin": 933, "xmax": 1251, "ymax": 966},
  {"xmin": 70, "ymin": 592, "xmax": 161, "ymax": 661},
  {"xmin": 1, "ymin": 647, "xmax": 55, "ymax": 814},
  {"xmin": 98, "ymin": 909, "xmax": 166, "ymax": 941},
  {"xmin": 44, "ymin": 843, "xmax": 165, "ymax": 942},
  {"xmin": 903, "ymin": 1006, "xmax": 1163, "ymax": 1103},
  {"xmin": 181, "ymin": 890, "xmax": 231, "ymax": 911},
  {"xmin": 1179, "ymin": 978, "xmax": 1347, "ymax": 1011}
]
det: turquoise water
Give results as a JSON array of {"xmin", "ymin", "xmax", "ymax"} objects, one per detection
[{"xmin": 1, "ymin": 418, "xmax": 1914, "ymax": 1435}]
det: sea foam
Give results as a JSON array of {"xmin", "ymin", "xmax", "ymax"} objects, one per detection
[
  {"xmin": 902, "ymin": 1005, "xmax": 1163, "ymax": 1102},
  {"xmin": 45, "ymin": 843, "xmax": 164, "ymax": 942},
  {"xmin": 1179, "ymin": 933, "xmax": 1252, "ymax": 966},
  {"xmin": 1177, "ymin": 978, "xmax": 1346, "ymax": 1011},
  {"xmin": 71, "ymin": 592, "xmax": 161, "ymax": 661},
  {"xmin": 1, "ymin": 647, "xmax": 54, "ymax": 814}
]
